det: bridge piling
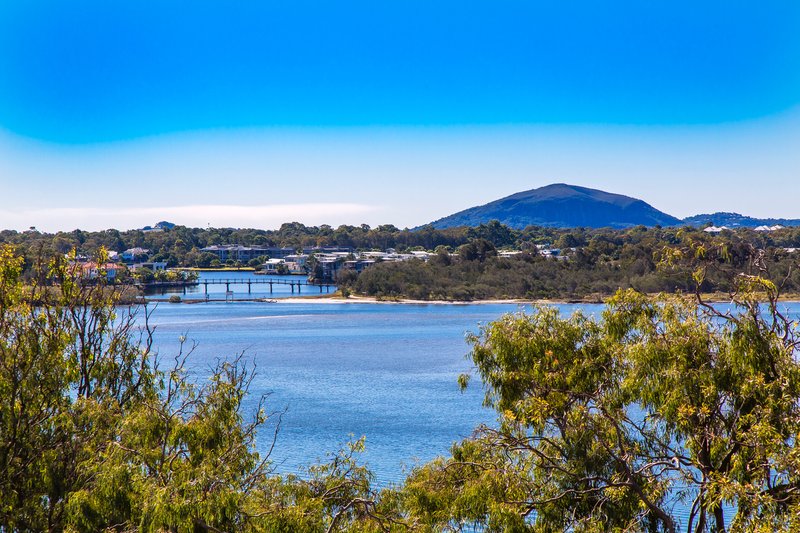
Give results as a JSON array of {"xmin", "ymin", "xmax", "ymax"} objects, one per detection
[{"xmin": 177, "ymin": 277, "xmax": 332, "ymax": 300}]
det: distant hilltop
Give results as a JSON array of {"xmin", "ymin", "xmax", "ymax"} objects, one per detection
[
  {"xmin": 682, "ymin": 212, "xmax": 800, "ymax": 229},
  {"xmin": 122, "ymin": 196, "xmax": 800, "ymax": 233},
  {"xmin": 139, "ymin": 221, "xmax": 176, "ymax": 232},
  {"xmin": 426, "ymin": 183, "xmax": 800, "ymax": 230},
  {"xmin": 427, "ymin": 183, "xmax": 681, "ymax": 229}
]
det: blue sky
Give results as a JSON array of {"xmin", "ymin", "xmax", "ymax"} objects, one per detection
[{"xmin": 1, "ymin": 1, "xmax": 799, "ymax": 231}]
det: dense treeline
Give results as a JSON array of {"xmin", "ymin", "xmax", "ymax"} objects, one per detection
[
  {"xmin": 5, "ymin": 221, "xmax": 800, "ymax": 299},
  {"xmin": 0, "ymin": 222, "xmax": 484, "ymax": 268},
  {"xmin": 340, "ymin": 225, "xmax": 800, "ymax": 300},
  {"xmin": 3, "ymin": 244, "xmax": 800, "ymax": 531}
]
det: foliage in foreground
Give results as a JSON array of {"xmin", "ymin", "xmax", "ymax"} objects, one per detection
[
  {"xmin": 0, "ymin": 246, "xmax": 397, "ymax": 532},
  {"xmin": 2, "ymin": 243, "xmax": 800, "ymax": 532},
  {"xmin": 406, "ymin": 284, "xmax": 800, "ymax": 532}
]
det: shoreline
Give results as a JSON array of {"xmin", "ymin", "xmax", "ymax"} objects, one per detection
[
  {"xmin": 257, "ymin": 293, "xmax": 800, "ymax": 306},
  {"xmin": 273, "ymin": 295, "xmax": 541, "ymax": 305},
  {"xmin": 154, "ymin": 294, "xmax": 587, "ymax": 306},
  {"xmin": 149, "ymin": 292, "xmax": 800, "ymax": 306}
]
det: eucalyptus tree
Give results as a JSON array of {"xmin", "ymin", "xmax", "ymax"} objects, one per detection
[
  {"xmin": 0, "ymin": 246, "xmax": 396, "ymax": 532},
  {"xmin": 403, "ymin": 283, "xmax": 800, "ymax": 532}
]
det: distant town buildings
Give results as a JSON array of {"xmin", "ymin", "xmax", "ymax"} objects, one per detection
[
  {"xmin": 200, "ymin": 245, "xmax": 355, "ymax": 263},
  {"xmin": 705, "ymin": 224, "xmax": 785, "ymax": 233},
  {"xmin": 251, "ymin": 248, "xmax": 433, "ymax": 281},
  {"xmin": 703, "ymin": 226, "xmax": 730, "ymax": 234},
  {"xmin": 200, "ymin": 245, "xmax": 299, "ymax": 262},
  {"xmin": 250, "ymin": 245, "xmax": 576, "ymax": 281},
  {"xmin": 754, "ymin": 225, "xmax": 785, "ymax": 232}
]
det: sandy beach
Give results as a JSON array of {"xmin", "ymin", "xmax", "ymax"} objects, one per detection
[
  {"xmin": 272, "ymin": 295, "xmax": 580, "ymax": 305},
  {"xmin": 268, "ymin": 293, "xmax": 800, "ymax": 306}
]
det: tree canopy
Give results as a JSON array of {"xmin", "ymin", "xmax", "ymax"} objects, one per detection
[{"xmin": 403, "ymin": 285, "xmax": 800, "ymax": 531}]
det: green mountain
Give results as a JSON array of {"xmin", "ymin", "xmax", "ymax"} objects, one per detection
[{"xmin": 427, "ymin": 183, "xmax": 681, "ymax": 229}]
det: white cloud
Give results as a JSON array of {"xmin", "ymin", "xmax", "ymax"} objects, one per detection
[{"xmin": 0, "ymin": 203, "xmax": 380, "ymax": 232}]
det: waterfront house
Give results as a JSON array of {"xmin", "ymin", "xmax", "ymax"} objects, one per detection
[
  {"xmin": 261, "ymin": 258, "xmax": 287, "ymax": 274},
  {"xmin": 77, "ymin": 262, "xmax": 122, "ymax": 281},
  {"xmin": 284, "ymin": 254, "xmax": 309, "ymax": 274},
  {"xmin": 130, "ymin": 261, "xmax": 167, "ymax": 272}
]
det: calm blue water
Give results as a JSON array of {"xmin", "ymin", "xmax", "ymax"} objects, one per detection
[
  {"xmin": 142, "ymin": 293, "xmax": 800, "ymax": 528},
  {"xmin": 146, "ymin": 298, "xmax": 602, "ymax": 486}
]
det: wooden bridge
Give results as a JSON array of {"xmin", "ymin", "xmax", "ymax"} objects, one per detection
[
  {"xmin": 147, "ymin": 278, "xmax": 336, "ymax": 294},
  {"xmin": 198, "ymin": 278, "xmax": 334, "ymax": 294}
]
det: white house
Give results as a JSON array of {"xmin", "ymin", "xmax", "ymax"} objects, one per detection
[
  {"xmin": 754, "ymin": 225, "xmax": 784, "ymax": 232},
  {"xmin": 703, "ymin": 226, "xmax": 730, "ymax": 234}
]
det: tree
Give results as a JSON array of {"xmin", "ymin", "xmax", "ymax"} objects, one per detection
[
  {"xmin": 467, "ymin": 220, "xmax": 518, "ymax": 248},
  {"xmin": 555, "ymin": 231, "xmax": 583, "ymax": 249},
  {"xmin": 0, "ymin": 245, "xmax": 398, "ymax": 532},
  {"xmin": 133, "ymin": 266, "xmax": 155, "ymax": 283},
  {"xmin": 403, "ymin": 286, "xmax": 800, "ymax": 532},
  {"xmin": 248, "ymin": 255, "xmax": 268, "ymax": 268},
  {"xmin": 0, "ymin": 246, "xmax": 161, "ymax": 529},
  {"xmin": 457, "ymin": 239, "xmax": 497, "ymax": 262},
  {"xmin": 188, "ymin": 251, "xmax": 219, "ymax": 268}
]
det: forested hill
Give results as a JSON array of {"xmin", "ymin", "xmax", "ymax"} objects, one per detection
[
  {"xmin": 427, "ymin": 183, "xmax": 681, "ymax": 229},
  {"xmin": 682, "ymin": 212, "xmax": 800, "ymax": 228}
]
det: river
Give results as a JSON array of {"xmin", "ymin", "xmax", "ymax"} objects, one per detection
[
  {"xmin": 145, "ymin": 273, "xmax": 601, "ymax": 482},
  {"xmin": 147, "ymin": 297, "xmax": 593, "ymax": 485},
  {"xmin": 142, "ymin": 271, "xmax": 800, "ymax": 527}
]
